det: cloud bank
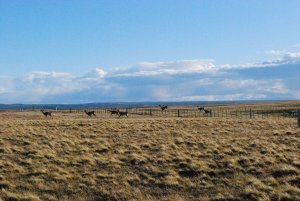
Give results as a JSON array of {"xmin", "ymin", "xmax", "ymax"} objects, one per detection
[{"xmin": 0, "ymin": 51, "xmax": 299, "ymax": 103}]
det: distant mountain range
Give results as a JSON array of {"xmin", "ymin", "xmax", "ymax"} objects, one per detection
[{"xmin": 0, "ymin": 100, "xmax": 274, "ymax": 110}]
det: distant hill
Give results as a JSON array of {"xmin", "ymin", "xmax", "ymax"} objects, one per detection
[{"xmin": 0, "ymin": 100, "xmax": 274, "ymax": 110}]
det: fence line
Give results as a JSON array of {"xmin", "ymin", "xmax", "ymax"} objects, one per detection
[{"xmin": 21, "ymin": 106, "xmax": 300, "ymax": 120}]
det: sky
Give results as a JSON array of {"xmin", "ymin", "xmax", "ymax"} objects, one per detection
[{"xmin": 0, "ymin": 0, "xmax": 299, "ymax": 103}]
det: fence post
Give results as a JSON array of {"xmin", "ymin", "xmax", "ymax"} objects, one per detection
[
  {"xmin": 150, "ymin": 109, "xmax": 152, "ymax": 116},
  {"xmin": 250, "ymin": 109, "xmax": 252, "ymax": 119},
  {"xmin": 177, "ymin": 109, "xmax": 180, "ymax": 117},
  {"xmin": 298, "ymin": 110, "xmax": 300, "ymax": 128}
]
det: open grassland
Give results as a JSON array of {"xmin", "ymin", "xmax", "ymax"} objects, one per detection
[{"xmin": 0, "ymin": 111, "xmax": 299, "ymax": 201}]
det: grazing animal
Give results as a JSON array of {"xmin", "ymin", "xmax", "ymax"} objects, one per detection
[
  {"xmin": 158, "ymin": 105, "xmax": 168, "ymax": 111},
  {"xmin": 204, "ymin": 109, "xmax": 212, "ymax": 114},
  {"xmin": 41, "ymin": 110, "xmax": 52, "ymax": 117},
  {"xmin": 286, "ymin": 110, "xmax": 296, "ymax": 117},
  {"xmin": 108, "ymin": 109, "xmax": 119, "ymax": 115},
  {"xmin": 198, "ymin": 107, "xmax": 212, "ymax": 114},
  {"xmin": 84, "ymin": 110, "xmax": 96, "ymax": 117},
  {"xmin": 198, "ymin": 107, "xmax": 205, "ymax": 111},
  {"xmin": 118, "ymin": 111, "xmax": 128, "ymax": 117}
]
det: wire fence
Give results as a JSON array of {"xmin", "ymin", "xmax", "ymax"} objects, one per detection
[
  {"xmin": 2, "ymin": 105, "xmax": 298, "ymax": 127},
  {"xmin": 26, "ymin": 106, "xmax": 300, "ymax": 120}
]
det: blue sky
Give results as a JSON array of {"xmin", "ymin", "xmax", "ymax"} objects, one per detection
[{"xmin": 0, "ymin": 0, "xmax": 299, "ymax": 103}]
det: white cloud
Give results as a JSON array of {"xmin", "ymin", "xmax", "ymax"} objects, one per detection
[
  {"xmin": 78, "ymin": 68, "xmax": 107, "ymax": 81},
  {"xmin": 0, "ymin": 76, "xmax": 14, "ymax": 94},
  {"xmin": 111, "ymin": 60, "xmax": 216, "ymax": 77},
  {"xmin": 0, "ymin": 51, "xmax": 299, "ymax": 103},
  {"xmin": 194, "ymin": 78, "xmax": 214, "ymax": 86},
  {"xmin": 176, "ymin": 95, "xmax": 216, "ymax": 101},
  {"xmin": 173, "ymin": 93, "xmax": 268, "ymax": 101},
  {"xmin": 220, "ymin": 79, "xmax": 289, "ymax": 94},
  {"xmin": 0, "ymin": 68, "xmax": 113, "ymax": 103},
  {"xmin": 136, "ymin": 59, "xmax": 215, "ymax": 70},
  {"xmin": 267, "ymin": 50, "xmax": 300, "ymax": 61},
  {"xmin": 284, "ymin": 52, "xmax": 300, "ymax": 60},
  {"xmin": 24, "ymin": 71, "xmax": 72, "ymax": 82},
  {"xmin": 267, "ymin": 50, "xmax": 286, "ymax": 55},
  {"xmin": 151, "ymin": 86, "xmax": 172, "ymax": 100},
  {"xmin": 222, "ymin": 51, "xmax": 300, "ymax": 70},
  {"xmin": 293, "ymin": 91, "xmax": 300, "ymax": 99},
  {"xmin": 111, "ymin": 52, "xmax": 300, "ymax": 78}
]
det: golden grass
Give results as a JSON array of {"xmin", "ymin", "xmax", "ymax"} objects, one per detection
[{"xmin": 0, "ymin": 111, "xmax": 299, "ymax": 200}]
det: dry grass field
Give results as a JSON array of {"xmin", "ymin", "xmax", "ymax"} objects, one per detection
[{"xmin": 0, "ymin": 111, "xmax": 299, "ymax": 201}]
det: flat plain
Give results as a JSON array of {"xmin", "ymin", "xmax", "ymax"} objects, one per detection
[{"xmin": 0, "ymin": 109, "xmax": 299, "ymax": 201}]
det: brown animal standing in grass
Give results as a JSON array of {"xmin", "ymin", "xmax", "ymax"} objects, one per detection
[
  {"xmin": 41, "ymin": 110, "xmax": 52, "ymax": 117},
  {"xmin": 84, "ymin": 110, "xmax": 96, "ymax": 117},
  {"xmin": 198, "ymin": 107, "xmax": 205, "ymax": 111},
  {"xmin": 286, "ymin": 110, "xmax": 296, "ymax": 117},
  {"xmin": 108, "ymin": 109, "xmax": 119, "ymax": 116},
  {"xmin": 198, "ymin": 107, "xmax": 212, "ymax": 114},
  {"xmin": 118, "ymin": 111, "xmax": 128, "ymax": 117},
  {"xmin": 158, "ymin": 105, "xmax": 168, "ymax": 111}
]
